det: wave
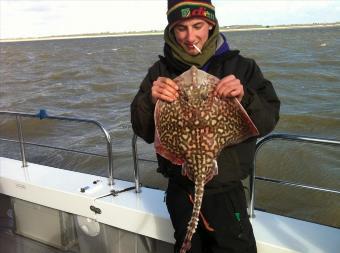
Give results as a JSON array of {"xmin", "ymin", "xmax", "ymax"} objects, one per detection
[
  {"xmin": 94, "ymin": 66, "xmax": 113, "ymax": 75},
  {"xmin": 277, "ymin": 114, "xmax": 340, "ymax": 138},
  {"xmin": 0, "ymin": 117, "xmax": 59, "ymax": 139},
  {"xmin": 266, "ymin": 70, "xmax": 339, "ymax": 82}
]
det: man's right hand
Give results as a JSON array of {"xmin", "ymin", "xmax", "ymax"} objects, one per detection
[{"xmin": 151, "ymin": 77, "xmax": 179, "ymax": 104}]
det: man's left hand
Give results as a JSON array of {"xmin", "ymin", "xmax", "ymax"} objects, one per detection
[{"xmin": 214, "ymin": 75, "xmax": 244, "ymax": 102}]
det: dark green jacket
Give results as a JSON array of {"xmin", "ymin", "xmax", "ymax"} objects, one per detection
[{"xmin": 130, "ymin": 50, "xmax": 280, "ymax": 187}]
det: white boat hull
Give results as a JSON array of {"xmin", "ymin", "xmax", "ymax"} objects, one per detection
[{"xmin": 0, "ymin": 157, "xmax": 339, "ymax": 253}]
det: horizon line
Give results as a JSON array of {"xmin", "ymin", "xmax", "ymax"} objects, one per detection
[{"xmin": 1, "ymin": 22, "xmax": 339, "ymax": 43}]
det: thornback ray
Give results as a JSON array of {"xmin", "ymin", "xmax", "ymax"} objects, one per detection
[{"xmin": 154, "ymin": 66, "xmax": 259, "ymax": 253}]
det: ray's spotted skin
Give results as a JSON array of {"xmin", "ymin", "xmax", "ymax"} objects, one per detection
[{"xmin": 154, "ymin": 66, "xmax": 259, "ymax": 253}]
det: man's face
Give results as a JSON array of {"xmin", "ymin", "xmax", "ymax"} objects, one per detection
[{"xmin": 173, "ymin": 18, "xmax": 213, "ymax": 56}]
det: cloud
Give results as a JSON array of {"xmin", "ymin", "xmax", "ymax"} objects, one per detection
[
  {"xmin": 216, "ymin": 1, "xmax": 340, "ymax": 26},
  {"xmin": 0, "ymin": 0, "xmax": 339, "ymax": 39},
  {"xmin": 0, "ymin": 1, "xmax": 166, "ymax": 38}
]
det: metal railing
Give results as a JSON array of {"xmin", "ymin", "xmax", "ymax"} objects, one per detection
[
  {"xmin": 132, "ymin": 133, "xmax": 340, "ymax": 217},
  {"xmin": 0, "ymin": 110, "xmax": 115, "ymax": 186},
  {"xmin": 2, "ymin": 111, "xmax": 338, "ymax": 205},
  {"xmin": 249, "ymin": 133, "xmax": 340, "ymax": 217},
  {"xmin": 132, "ymin": 134, "xmax": 141, "ymax": 193}
]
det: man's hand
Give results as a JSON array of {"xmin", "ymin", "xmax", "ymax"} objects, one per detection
[
  {"xmin": 215, "ymin": 75, "xmax": 244, "ymax": 102},
  {"xmin": 151, "ymin": 77, "xmax": 179, "ymax": 104}
]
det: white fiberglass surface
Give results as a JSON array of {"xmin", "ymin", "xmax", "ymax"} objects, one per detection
[{"xmin": 1, "ymin": 157, "xmax": 339, "ymax": 253}]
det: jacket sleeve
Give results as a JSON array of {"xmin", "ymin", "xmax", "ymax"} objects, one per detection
[
  {"xmin": 130, "ymin": 65, "xmax": 158, "ymax": 144},
  {"xmin": 240, "ymin": 59, "xmax": 280, "ymax": 137}
]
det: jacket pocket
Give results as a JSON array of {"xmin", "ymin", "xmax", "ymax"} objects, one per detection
[{"xmin": 207, "ymin": 187, "xmax": 254, "ymax": 250}]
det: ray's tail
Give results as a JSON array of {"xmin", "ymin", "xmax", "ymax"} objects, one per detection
[{"xmin": 180, "ymin": 178, "xmax": 205, "ymax": 253}]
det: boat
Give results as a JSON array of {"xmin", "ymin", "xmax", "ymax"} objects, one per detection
[{"xmin": 0, "ymin": 110, "xmax": 339, "ymax": 253}]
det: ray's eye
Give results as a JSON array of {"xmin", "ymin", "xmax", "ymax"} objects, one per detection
[
  {"xmin": 182, "ymin": 94, "xmax": 189, "ymax": 102},
  {"xmin": 201, "ymin": 93, "xmax": 208, "ymax": 100}
]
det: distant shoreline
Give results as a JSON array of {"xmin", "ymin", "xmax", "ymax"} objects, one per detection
[{"xmin": 1, "ymin": 22, "xmax": 339, "ymax": 43}]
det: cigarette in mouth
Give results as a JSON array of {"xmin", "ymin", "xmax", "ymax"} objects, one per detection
[{"xmin": 192, "ymin": 44, "xmax": 202, "ymax": 54}]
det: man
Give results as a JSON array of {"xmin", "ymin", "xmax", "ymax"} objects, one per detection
[{"xmin": 131, "ymin": 0, "xmax": 280, "ymax": 252}]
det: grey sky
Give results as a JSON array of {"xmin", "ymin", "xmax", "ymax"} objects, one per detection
[{"xmin": 0, "ymin": 0, "xmax": 339, "ymax": 39}]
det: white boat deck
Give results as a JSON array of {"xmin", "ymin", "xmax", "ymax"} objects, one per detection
[{"xmin": 0, "ymin": 157, "xmax": 339, "ymax": 253}]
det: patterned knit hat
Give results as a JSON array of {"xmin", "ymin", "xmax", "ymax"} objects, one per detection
[{"xmin": 167, "ymin": 0, "xmax": 216, "ymax": 28}]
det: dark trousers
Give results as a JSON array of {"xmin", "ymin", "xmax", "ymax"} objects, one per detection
[{"xmin": 165, "ymin": 179, "xmax": 257, "ymax": 253}]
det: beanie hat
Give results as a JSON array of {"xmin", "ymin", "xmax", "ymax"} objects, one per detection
[{"xmin": 167, "ymin": 0, "xmax": 216, "ymax": 28}]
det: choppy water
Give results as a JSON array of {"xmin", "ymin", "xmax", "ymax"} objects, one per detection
[{"xmin": 0, "ymin": 27, "xmax": 339, "ymax": 227}]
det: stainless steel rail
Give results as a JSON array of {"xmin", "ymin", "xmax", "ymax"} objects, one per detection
[
  {"xmin": 16, "ymin": 116, "xmax": 27, "ymax": 167},
  {"xmin": 131, "ymin": 133, "xmax": 340, "ymax": 216},
  {"xmin": 249, "ymin": 133, "xmax": 340, "ymax": 218},
  {"xmin": 0, "ymin": 138, "xmax": 107, "ymax": 158},
  {"xmin": 0, "ymin": 110, "xmax": 114, "ymax": 186},
  {"xmin": 132, "ymin": 134, "xmax": 141, "ymax": 193}
]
